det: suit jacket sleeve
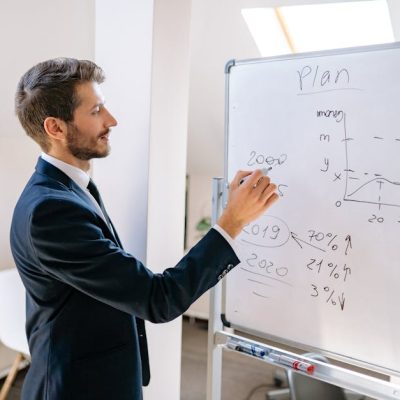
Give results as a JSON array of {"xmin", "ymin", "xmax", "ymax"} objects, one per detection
[{"xmin": 29, "ymin": 196, "xmax": 239, "ymax": 323}]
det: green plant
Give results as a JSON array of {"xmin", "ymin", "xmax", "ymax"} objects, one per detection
[{"xmin": 195, "ymin": 216, "xmax": 211, "ymax": 238}]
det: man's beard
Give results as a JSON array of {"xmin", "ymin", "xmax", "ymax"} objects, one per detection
[{"xmin": 66, "ymin": 123, "xmax": 110, "ymax": 160}]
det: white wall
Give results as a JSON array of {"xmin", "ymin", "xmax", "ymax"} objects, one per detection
[
  {"xmin": 0, "ymin": 0, "xmax": 95, "ymax": 271},
  {"xmin": 145, "ymin": 1, "xmax": 192, "ymax": 397},
  {"xmin": 187, "ymin": 0, "xmax": 260, "ymax": 177}
]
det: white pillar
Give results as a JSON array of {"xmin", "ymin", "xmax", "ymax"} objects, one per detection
[
  {"xmin": 94, "ymin": 1, "xmax": 192, "ymax": 398},
  {"xmin": 94, "ymin": 0, "xmax": 154, "ymax": 261},
  {"xmin": 144, "ymin": 0, "xmax": 192, "ymax": 399}
]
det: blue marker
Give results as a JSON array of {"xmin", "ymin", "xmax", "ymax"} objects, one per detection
[
  {"xmin": 239, "ymin": 167, "xmax": 272, "ymax": 186},
  {"xmin": 226, "ymin": 338, "xmax": 266, "ymax": 359}
]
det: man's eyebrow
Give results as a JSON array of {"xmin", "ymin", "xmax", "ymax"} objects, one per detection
[{"xmin": 90, "ymin": 101, "xmax": 105, "ymax": 110}]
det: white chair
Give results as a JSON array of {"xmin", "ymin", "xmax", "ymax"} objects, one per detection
[{"xmin": 0, "ymin": 268, "xmax": 30, "ymax": 400}]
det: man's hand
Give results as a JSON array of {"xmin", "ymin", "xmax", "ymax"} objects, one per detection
[{"xmin": 217, "ymin": 169, "xmax": 279, "ymax": 239}]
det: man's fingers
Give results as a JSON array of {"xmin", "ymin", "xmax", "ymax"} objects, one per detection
[
  {"xmin": 232, "ymin": 168, "xmax": 278, "ymax": 204},
  {"xmin": 220, "ymin": 170, "xmax": 279, "ymax": 237},
  {"xmin": 251, "ymin": 175, "xmax": 271, "ymax": 193},
  {"xmin": 232, "ymin": 170, "xmax": 252, "ymax": 187},
  {"xmin": 232, "ymin": 169, "xmax": 268, "ymax": 188},
  {"xmin": 260, "ymin": 182, "xmax": 277, "ymax": 199},
  {"xmin": 264, "ymin": 192, "xmax": 279, "ymax": 208}
]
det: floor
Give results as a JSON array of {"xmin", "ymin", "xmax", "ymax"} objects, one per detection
[
  {"xmin": 1, "ymin": 317, "xmax": 373, "ymax": 400},
  {"xmin": 0, "ymin": 317, "xmax": 279, "ymax": 400},
  {"xmin": 180, "ymin": 317, "xmax": 277, "ymax": 400}
]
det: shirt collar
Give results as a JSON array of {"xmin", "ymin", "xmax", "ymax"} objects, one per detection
[{"xmin": 41, "ymin": 153, "xmax": 90, "ymax": 191}]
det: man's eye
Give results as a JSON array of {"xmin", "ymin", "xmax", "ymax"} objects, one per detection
[{"xmin": 92, "ymin": 108, "xmax": 100, "ymax": 115}]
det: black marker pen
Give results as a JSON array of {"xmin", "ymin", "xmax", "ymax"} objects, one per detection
[{"xmin": 239, "ymin": 166, "xmax": 272, "ymax": 185}]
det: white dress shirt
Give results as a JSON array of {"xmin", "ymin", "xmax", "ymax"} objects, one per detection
[{"xmin": 212, "ymin": 224, "xmax": 242, "ymax": 262}]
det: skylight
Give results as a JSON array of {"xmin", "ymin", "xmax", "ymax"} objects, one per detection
[{"xmin": 242, "ymin": 0, "xmax": 394, "ymax": 57}]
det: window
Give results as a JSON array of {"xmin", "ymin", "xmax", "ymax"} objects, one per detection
[{"xmin": 242, "ymin": 1, "xmax": 394, "ymax": 57}]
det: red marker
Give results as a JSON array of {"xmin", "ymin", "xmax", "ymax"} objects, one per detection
[{"xmin": 269, "ymin": 353, "xmax": 315, "ymax": 374}]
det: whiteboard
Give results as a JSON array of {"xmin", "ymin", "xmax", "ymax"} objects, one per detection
[{"xmin": 225, "ymin": 43, "xmax": 400, "ymax": 375}]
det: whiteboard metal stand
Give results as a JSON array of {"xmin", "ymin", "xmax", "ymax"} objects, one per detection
[{"xmin": 206, "ymin": 177, "xmax": 225, "ymax": 400}]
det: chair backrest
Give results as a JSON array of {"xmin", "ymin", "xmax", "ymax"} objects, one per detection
[
  {"xmin": 288, "ymin": 353, "xmax": 346, "ymax": 400},
  {"xmin": 0, "ymin": 268, "xmax": 29, "ymax": 356}
]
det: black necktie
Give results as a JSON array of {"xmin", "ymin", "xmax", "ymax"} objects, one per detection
[
  {"xmin": 87, "ymin": 180, "xmax": 123, "ymax": 247},
  {"xmin": 87, "ymin": 179, "xmax": 111, "ymax": 225}
]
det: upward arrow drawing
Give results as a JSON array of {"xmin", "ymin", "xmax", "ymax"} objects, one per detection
[{"xmin": 290, "ymin": 232, "xmax": 326, "ymax": 252}]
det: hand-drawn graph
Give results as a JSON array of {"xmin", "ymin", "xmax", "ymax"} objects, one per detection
[{"xmin": 341, "ymin": 113, "xmax": 400, "ymax": 209}]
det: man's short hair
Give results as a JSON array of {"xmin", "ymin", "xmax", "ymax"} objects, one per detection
[{"xmin": 15, "ymin": 58, "xmax": 105, "ymax": 152}]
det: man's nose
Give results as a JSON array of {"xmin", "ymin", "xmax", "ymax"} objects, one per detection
[{"xmin": 105, "ymin": 108, "xmax": 118, "ymax": 127}]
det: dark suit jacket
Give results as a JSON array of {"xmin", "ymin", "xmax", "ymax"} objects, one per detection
[{"xmin": 10, "ymin": 158, "xmax": 239, "ymax": 400}]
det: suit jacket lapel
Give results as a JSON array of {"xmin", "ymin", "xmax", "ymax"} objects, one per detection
[
  {"xmin": 108, "ymin": 219, "xmax": 123, "ymax": 248},
  {"xmin": 36, "ymin": 156, "xmax": 73, "ymax": 188},
  {"xmin": 35, "ymin": 158, "xmax": 120, "ymax": 246}
]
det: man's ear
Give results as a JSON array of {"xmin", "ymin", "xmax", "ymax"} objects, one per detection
[{"xmin": 43, "ymin": 117, "xmax": 68, "ymax": 141}]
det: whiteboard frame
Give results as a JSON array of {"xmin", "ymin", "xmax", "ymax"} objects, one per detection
[{"xmin": 209, "ymin": 41, "xmax": 400, "ymax": 398}]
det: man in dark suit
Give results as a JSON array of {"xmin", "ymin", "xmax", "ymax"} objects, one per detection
[{"xmin": 10, "ymin": 58, "xmax": 278, "ymax": 400}]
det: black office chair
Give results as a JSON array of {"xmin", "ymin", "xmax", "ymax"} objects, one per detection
[{"xmin": 287, "ymin": 353, "xmax": 346, "ymax": 400}]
